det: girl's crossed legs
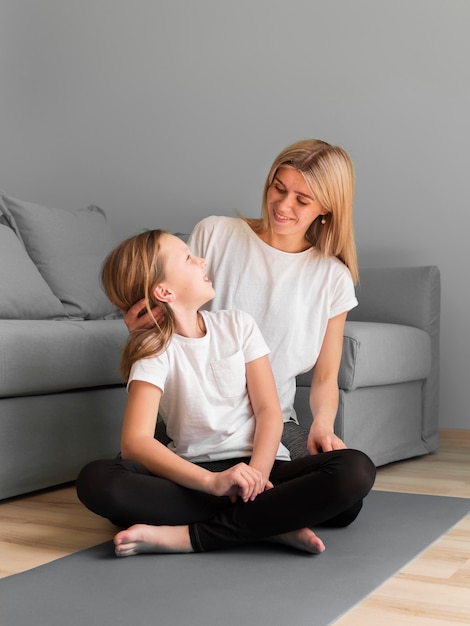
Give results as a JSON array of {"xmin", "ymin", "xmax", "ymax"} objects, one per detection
[{"xmin": 76, "ymin": 448, "xmax": 375, "ymax": 555}]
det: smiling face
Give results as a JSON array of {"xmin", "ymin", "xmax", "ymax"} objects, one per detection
[
  {"xmin": 156, "ymin": 234, "xmax": 214, "ymax": 309},
  {"xmin": 264, "ymin": 167, "xmax": 327, "ymax": 251}
]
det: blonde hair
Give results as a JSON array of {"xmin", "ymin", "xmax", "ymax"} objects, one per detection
[
  {"xmin": 244, "ymin": 139, "xmax": 359, "ymax": 283},
  {"xmin": 101, "ymin": 230, "xmax": 175, "ymax": 380}
]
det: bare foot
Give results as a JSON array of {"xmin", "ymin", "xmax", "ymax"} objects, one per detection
[
  {"xmin": 114, "ymin": 524, "xmax": 194, "ymax": 557},
  {"xmin": 270, "ymin": 527, "xmax": 325, "ymax": 554}
]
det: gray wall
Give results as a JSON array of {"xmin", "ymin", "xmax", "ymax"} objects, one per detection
[{"xmin": 1, "ymin": 0, "xmax": 468, "ymax": 429}]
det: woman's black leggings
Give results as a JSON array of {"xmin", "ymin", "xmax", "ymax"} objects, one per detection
[{"xmin": 76, "ymin": 448, "xmax": 375, "ymax": 553}]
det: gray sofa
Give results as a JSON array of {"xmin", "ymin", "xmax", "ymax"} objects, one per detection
[
  {"xmin": 0, "ymin": 193, "xmax": 440, "ymax": 500},
  {"xmin": 0, "ymin": 193, "xmax": 128, "ymax": 501}
]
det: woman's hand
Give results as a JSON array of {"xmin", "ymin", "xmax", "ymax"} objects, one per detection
[
  {"xmin": 123, "ymin": 298, "xmax": 164, "ymax": 332},
  {"xmin": 208, "ymin": 463, "xmax": 273, "ymax": 503},
  {"xmin": 307, "ymin": 421, "xmax": 347, "ymax": 455}
]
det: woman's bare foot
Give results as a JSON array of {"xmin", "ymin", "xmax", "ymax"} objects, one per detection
[
  {"xmin": 270, "ymin": 527, "xmax": 325, "ymax": 554},
  {"xmin": 114, "ymin": 524, "xmax": 194, "ymax": 557}
]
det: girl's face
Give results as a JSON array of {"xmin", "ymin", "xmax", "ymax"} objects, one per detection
[
  {"xmin": 265, "ymin": 167, "xmax": 326, "ymax": 250},
  {"xmin": 158, "ymin": 234, "xmax": 214, "ymax": 308}
]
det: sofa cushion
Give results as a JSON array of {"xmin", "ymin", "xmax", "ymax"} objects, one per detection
[
  {"xmin": 0, "ymin": 193, "xmax": 119, "ymax": 319},
  {"xmin": 296, "ymin": 321, "xmax": 432, "ymax": 391},
  {"xmin": 0, "ymin": 224, "xmax": 67, "ymax": 320},
  {"xmin": 0, "ymin": 319, "xmax": 128, "ymax": 396}
]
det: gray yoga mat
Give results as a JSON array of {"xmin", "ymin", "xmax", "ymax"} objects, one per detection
[{"xmin": 1, "ymin": 490, "xmax": 469, "ymax": 626}]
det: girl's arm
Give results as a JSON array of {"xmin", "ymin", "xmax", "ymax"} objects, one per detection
[
  {"xmin": 122, "ymin": 380, "xmax": 266, "ymax": 502},
  {"xmin": 307, "ymin": 312, "xmax": 348, "ymax": 454},
  {"xmin": 245, "ymin": 355, "xmax": 284, "ymax": 484}
]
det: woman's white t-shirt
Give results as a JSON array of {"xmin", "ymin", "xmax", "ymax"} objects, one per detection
[
  {"xmin": 188, "ymin": 216, "xmax": 358, "ymax": 424},
  {"xmin": 128, "ymin": 309, "xmax": 291, "ymax": 463}
]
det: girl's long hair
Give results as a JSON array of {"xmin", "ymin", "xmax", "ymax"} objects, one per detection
[
  {"xmin": 101, "ymin": 230, "xmax": 175, "ymax": 380},
  {"xmin": 243, "ymin": 139, "xmax": 359, "ymax": 283}
]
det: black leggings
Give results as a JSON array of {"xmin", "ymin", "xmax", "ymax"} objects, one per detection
[{"xmin": 76, "ymin": 448, "xmax": 375, "ymax": 553}]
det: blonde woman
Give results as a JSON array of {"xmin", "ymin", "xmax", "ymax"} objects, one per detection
[
  {"xmin": 77, "ymin": 230, "xmax": 375, "ymax": 556},
  {"xmin": 126, "ymin": 139, "xmax": 360, "ymax": 460}
]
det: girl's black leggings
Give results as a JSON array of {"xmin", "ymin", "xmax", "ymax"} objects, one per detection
[{"xmin": 76, "ymin": 448, "xmax": 376, "ymax": 552}]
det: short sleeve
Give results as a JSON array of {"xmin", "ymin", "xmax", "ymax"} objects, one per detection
[
  {"xmin": 127, "ymin": 353, "xmax": 169, "ymax": 393},
  {"xmin": 329, "ymin": 264, "xmax": 358, "ymax": 319}
]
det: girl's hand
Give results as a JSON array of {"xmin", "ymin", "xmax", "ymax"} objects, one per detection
[
  {"xmin": 123, "ymin": 298, "xmax": 164, "ymax": 332},
  {"xmin": 208, "ymin": 463, "xmax": 273, "ymax": 503}
]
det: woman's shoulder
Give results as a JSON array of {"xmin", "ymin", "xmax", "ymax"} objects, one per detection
[
  {"xmin": 190, "ymin": 216, "xmax": 252, "ymax": 255},
  {"xmin": 309, "ymin": 249, "xmax": 353, "ymax": 275},
  {"xmin": 193, "ymin": 215, "xmax": 244, "ymax": 235},
  {"xmin": 329, "ymin": 254, "xmax": 355, "ymax": 282}
]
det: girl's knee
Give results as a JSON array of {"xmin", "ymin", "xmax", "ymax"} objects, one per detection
[
  {"xmin": 341, "ymin": 448, "xmax": 376, "ymax": 495},
  {"xmin": 76, "ymin": 459, "xmax": 119, "ymax": 516},
  {"xmin": 76, "ymin": 460, "xmax": 100, "ymax": 505}
]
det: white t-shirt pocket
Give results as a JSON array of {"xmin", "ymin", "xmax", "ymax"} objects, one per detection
[{"xmin": 210, "ymin": 350, "xmax": 246, "ymax": 398}]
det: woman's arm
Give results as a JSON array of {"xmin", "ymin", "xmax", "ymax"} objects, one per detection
[
  {"xmin": 245, "ymin": 355, "xmax": 284, "ymax": 485},
  {"xmin": 122, "ymin": 380, "xmax": 266, "ymax": 502},
  {"xmin": 307, "ymin": 312, "xmax": 348, "ymax": 455},
  {"xmin": 122, "ymin": 300, "xmax": 162, "ymax": 332}
]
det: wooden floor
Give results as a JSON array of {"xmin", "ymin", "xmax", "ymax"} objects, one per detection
[{"xmin": 1, "ymin": 430, "xmax": 469, "ymax": 624}]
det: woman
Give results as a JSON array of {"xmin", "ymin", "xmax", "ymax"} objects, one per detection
[
  {"xmin": 76, "ymin": 230, "xmax": 375, "ymax": 555},
  {"xmin": 126, "ymin": 139, "xmax": 359, "ymax": 459}
]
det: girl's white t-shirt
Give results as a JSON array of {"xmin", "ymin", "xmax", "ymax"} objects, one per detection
[
  {"xmin": 128, "ymin": 309, "xmax": 291, "ymax": 463},
  {"xmin": 188, "ymin": 216, "xmax": 358, "ymax": 423}
]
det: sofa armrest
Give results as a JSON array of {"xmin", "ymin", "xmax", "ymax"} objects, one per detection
[
  {"xmin": 349, "ymin": 265, "xmax": 441, "ymax": 449},
  {"xmin": 349, "ymin": 266, "xmax": 441, "ymax": 338}
]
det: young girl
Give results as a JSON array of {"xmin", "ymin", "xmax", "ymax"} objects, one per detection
[{"xmin": 76, "ymin": 229, "xmax": 375, "ymax": 556}]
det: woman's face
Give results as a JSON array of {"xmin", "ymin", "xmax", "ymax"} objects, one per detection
[{"xmin": 265, "ymin": 167, "xmax": 326, "ymax": 250}]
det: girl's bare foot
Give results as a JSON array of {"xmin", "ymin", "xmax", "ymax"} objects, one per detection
[
  {"xmin": 270, "ymin": 527, "xmax": 325, "ymax": 554},
  {"xmin": 114, "ymin": 524, "xmax": 193, "ymax": 557}
]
